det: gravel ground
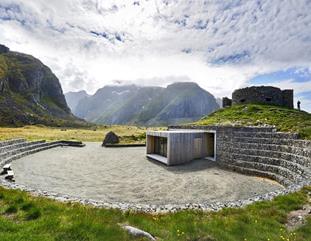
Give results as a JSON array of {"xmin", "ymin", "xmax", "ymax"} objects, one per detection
[{"xmin": 11, "ymin": 142, "xmax": 283, "ymax": 205}]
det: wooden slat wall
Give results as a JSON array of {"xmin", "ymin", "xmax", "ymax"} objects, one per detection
[{"xmin": 147, "ymin": 131, "xmax": 216, "ymax": 166}]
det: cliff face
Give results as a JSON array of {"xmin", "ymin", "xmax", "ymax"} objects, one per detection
[
  {"xmin": 71, "ymin": 82, "xmax": 220, "ymax": 126},
  {"xmin": 0, "ymin": 44, "xmax": 83, "ymax": 126}
]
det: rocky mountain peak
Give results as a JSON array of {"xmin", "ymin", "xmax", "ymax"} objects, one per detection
[
  {"xmin": 68, "ymin": 82, "xmax": 220, "ymax": 125},
  {"xmin": 0, "ymin": 44, "xmax": 83, "ymax": 126},
  {"xmin": 167, "ymin": 82, "xmax": 200, "ymax": 89}
]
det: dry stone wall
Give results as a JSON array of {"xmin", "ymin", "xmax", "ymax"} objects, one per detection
[
  {"xmin": 0, "ymin": 139, "xmax": 84, "ymax": 168},
  {"xmin": 0, "ymin": 139, "xmax": 61, "ymax": 168},
  {"xmin": 170, "ymin": 125, "xmax": 311, "ymax": 187},
  {"xmin": 0, "ymin": 134, "xmax": 310, "ymax": 214}
]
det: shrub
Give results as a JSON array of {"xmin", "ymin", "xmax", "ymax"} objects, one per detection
[
  {"xmin": 15, "ymin": 197, "xmax": 24, "ymax": 204},
  {"xmin": 25, "ymin": 208, "xmax": 41, "ymax": 220},
  {"xmin": 21, "ymin": 202, "xmax": 34, "ymax": 211},
  {"xmin": 5, "ymin": 205, "xmax": 18, "ymax": 214}
]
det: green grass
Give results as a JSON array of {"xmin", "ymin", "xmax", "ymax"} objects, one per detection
[
  {"xmin": 195, "ymin": 104, "xmax": 311, "ymax": 140},
  {"xmin": 0, "ymin": 125, "xmax": 160, "ymax": 144},
  {"xmin": 0, "ymin": 186, "xmax": 310, "ymax": 241},
  {"xmin": 0, "ymin": 55, "xmax": 8, "ymax": 78}
]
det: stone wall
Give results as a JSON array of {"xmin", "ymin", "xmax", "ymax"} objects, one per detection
[
  {"xmin": 0, "ymin": 139, "xmax": 84, "ymax": 168},
  {"xmin": 0, "ymin": 139, "xmax": 61, "ymax": 168},
  {"xmin": 223, "ymin": 86, "xmax": 294, "ymax": 109},
  {"xmin": 170, "ymin": 125, "xmax": 311, "ymax": 187},
  {"xmin": 0, "ymin": 135, "xmax": 310, "ymax": 213},
  {"xmin": 222, "ymin": 97, "xmax": 232, "ymax": 108},
  {"xmin": 282, "ymin": 89, "xmax": 294, "ymax": 109}
]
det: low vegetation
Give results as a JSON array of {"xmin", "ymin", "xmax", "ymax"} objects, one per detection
[
  {"xmin": 0, "ymin": 125, "xmax": 152, "ymax": 144},
  {"xmin": 196, "ymin": 104, "xmax": 311, "ymax": 140},
  {"xmin": 1, "ymin": 104, "xmax": 310, "ymax": 240},
  {"xmin": 0, "ymin": 186, "xmax": 309, "ymax": 241}
]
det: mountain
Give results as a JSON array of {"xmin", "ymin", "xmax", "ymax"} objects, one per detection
[
  {"xmin": 65, "ymin": 90, "xmax": 90, "ymax": 113},
  {"xmin": 72, "ymin": 82, "xmax": 220, "ymax": 125},
  {"xmin": 0, "ymin": 44, "xmax": 85, "ymax": 126},
  {"xmin": 216, "ymin": 98, "xmax": 222, "ymax": 108}
]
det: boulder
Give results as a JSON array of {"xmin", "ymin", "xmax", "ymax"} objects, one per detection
[
  {"xmin": 102, "ymin": 131, "xmax": 119, "ymax": 146},
  {"xmin": 121, "ymin": 225, "xmax": 156, "ymax": 241}
]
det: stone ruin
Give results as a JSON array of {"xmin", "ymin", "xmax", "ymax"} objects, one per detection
[
  {"xmin": 223, "ymin": 86, "xmax": 294, "ymax": 108},
  {"xmin": 0, "ymin": 44, "xmax": 9, "ymax": 54}
]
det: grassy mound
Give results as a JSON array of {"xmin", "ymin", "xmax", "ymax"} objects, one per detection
[
  {"xmin": 195, "ymin": 104, "xmax": 311, "ymax": 140},
  {"xmin": 0, "ymin": 186, "xmax": 310, "ymax": 241}
]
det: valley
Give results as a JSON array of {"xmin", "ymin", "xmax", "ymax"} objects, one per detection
[{"xmin": 66, "ymin": 82, "xmax": 220, "ymax": 126}]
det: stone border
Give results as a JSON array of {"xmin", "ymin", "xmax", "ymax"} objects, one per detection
[
  {"xmin": 1, "ymin": 178, "xmax": 310, "ymax": 214},
  {"xmin": 0, "ymin": 135, "xmax": 310, "ymax": 214},
  {"xmin": 104, "ymin": 143, "xmax": 146, "ymax": 147}
]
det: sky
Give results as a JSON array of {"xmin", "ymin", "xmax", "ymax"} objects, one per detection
[{"xmin": 0, "ymin": 0, "xmax": 310, "ymax": 112}]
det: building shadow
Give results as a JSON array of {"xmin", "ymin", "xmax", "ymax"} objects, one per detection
[{"xmin": 147, "ymin": 157, "xmax": 219, "ymax": 173}]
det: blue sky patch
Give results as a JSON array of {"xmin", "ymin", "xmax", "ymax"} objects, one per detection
[
  {"xmin": 249, "ymin": 67, "xmax": 311, "ymax": 85},
  {"xmin": 90, "ymin": 30, "xmax": 108, "ymax": 39},
  {"xmin": 295, "ymin": 91, "xmax": 311, "ymax": 112},
  {"xmin": 193, "ymin": 19, "xmax": 208, "ymax": 30},
  {"xmin": 0, "ymin": 3, "xmax": 23, "ymax": 23},
  {"xmin": 296, "ymin": 91, "xmax": 311, "ymax": 99},
  {"xmin": 212, "ymin": 50, "xmax": 250, "ymax": 65}
]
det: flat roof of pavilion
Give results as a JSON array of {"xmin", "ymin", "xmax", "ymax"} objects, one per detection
[
  {"xmin": 147, "ymin": 129, "xmax": 215, "ymax": 138},
  {"xmin": 147, "ymin": 130, "xmax": 209, "ymax": 134}
]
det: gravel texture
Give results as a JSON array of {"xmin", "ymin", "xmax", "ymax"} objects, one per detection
[{"xmin": 11, "ymin": 142, "xmax": 283, "ymax": 205}]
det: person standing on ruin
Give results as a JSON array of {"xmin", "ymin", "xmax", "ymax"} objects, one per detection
[{"xmin": 297, "ymin": 100, "xmax": 301, "ymax": 110}]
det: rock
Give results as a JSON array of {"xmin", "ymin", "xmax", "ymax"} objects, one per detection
[
  {"xmin": 0, "ymin": 44, "xmax": 9, "ymax": 54},
  {"xmin": 0, "ymin": 46, "xmax": 82, "ymax": 126},
  {"xmin": 121, "ymin": 225, "xmax": 156, "ymax": 241},
  {"xmin": 102, "ymin": 131, "xmax": 119, "ymax": 146},
  {"xmin": 285, "ymin": 204, "xmax": 311, "ymax": 231},
  {"xmin": 73, "ymin": 82, "xmax": 219, "ymax": 125}
]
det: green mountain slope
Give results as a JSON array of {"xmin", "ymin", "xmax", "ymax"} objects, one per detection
[
  {"xmin": 195, "ymin": 104, "xmax": 311, "ymax": 139},
  {"xmin": 0, "ymin": 44, "xmax": 85, "ymax": 127}
]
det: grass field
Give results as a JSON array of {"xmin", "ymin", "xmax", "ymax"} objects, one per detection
[
  {"xmin": 0, "ymin": 186, "xmax": 310, "ymax": 241},
  {"xmin": 0, "ymin": 125, "xmax": 154, "ymax": 144},
  {"xmin": 195, "ymin": 104, "xmax": 311, "ymax": 140},
  {"xmin": 1, "ymin": 104, "xmax": 310, "ymax": 142},
  {"xmin": 0, "ymin": 105, "xmax": 310, "ymax": 240}
]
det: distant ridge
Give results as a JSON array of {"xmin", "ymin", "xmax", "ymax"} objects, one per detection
[
  {"xmin": 66, "ymin": 82, "xmax": 220, "ymax": 126},
  {"xmin": 65, "ymin": 90, "xmax": 90, "ymax": 113}
]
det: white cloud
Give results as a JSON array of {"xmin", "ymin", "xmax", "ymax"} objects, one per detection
[
  {"xmin": 254, "ymin": 79, "xmax": 311, "ymax": 112},
  {"xmin": 0, "ymin": 0, "xmax": 311, "ymax": 102}
]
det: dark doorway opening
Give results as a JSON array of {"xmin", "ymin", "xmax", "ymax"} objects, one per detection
[
  {"xmin": 154, "ymin": 137, "xmax": 167, "ymax": 157},
  {"xmin": 206, "ymin": 133, "xmax": 215, "ymax": 159}
]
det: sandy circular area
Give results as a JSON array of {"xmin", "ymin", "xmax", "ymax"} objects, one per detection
[{"xmin": 11, "ymin": 143, "xmax": 283, "ymax": 205}]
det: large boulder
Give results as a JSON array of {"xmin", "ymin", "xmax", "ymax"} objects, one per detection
[{"xmin": 102, "ymin": 131, "xmax": 119, "ymax": 146}]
